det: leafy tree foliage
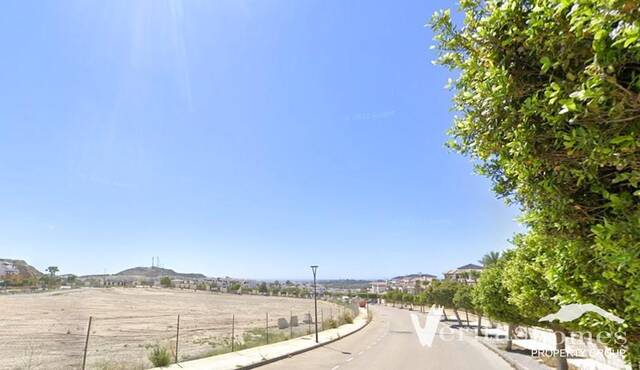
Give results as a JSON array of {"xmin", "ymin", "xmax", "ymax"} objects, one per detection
[
  {"xmin": 431, "ymin": 279, "xmax": 464, "ymax": 326},
  {"xmin": 160, "ymin": 276, "xmax": 172, "ymax": 288},
  {"xmin": 453, "ymin": 283, "xmax": 475, "ymax": 326},
  {"xmin": 502, "ymin": 239, "xmax": 570, "ymax": 370},
  {"xmin": 473, "ymin": 252, "xmax": 533, "ymax": 350},
  {"xmin": 46, "ymin": 266, "xmax": 58, "ymax": 277},
  {"xmin": 258, "ymin": 282, "xmax": 268, "ymax": 294},
  {"xmin": 479, "ymin": 251, "xmax": 501, "ymax": 267},
  {"xmin": 431, "ymin": 0, "xmax": 639, "ymax": 366}
]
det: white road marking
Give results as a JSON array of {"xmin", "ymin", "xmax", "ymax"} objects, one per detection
[
  {"xmin": 345, "ymin": 357, "xmax": 353, "ymax": 362},
  {"xmin": 331, "ymin": 366, "xmax": 340, "ymax": 370}
]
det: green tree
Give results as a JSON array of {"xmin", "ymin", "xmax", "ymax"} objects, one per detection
[
  {"xmin": 384, "ymin": 290, "xmax": 403, "ymax": 307},
  {"xmin": 44, "ymin": 266, "xmax": 59, "ymax": 288},
  {"xmin": 453, "ymin": 284, "xmax": 474, "ymax": 327},
  {"xmin": 46, "ymin": 266, "xmax": 58, "ymax": 278},
  {"xmin": 298, "ymin": 287, "xmax": 309, "ymax": 298},
  {"xmin": 402, "ymin": 292, "xmax": 414, "ymax": 309},
  {"xmin": 473, "ymin": 252, "xmax": 533, "ymax": 351},
  {"xmin": 479, "ymin": 251, "xmax": 501, "ymax": 268},
  {"xmin": 503, "ymin": 236, "xmax": 572, "ymax": 370},
  {"xmin": 258, "ymin": 282, "xmax": 268, "ymax": 294},
  {"xmin": 160, "ymin": 277, "xmax": 172, "ymax": 288},
  {"xmin": 39, "ymin": 275, "xmax": 50, "ymax": 288},
  {"xmin": 65, "ymin": 275, "xmax": 77, "ymax": 285},
  {"xmin": 432, "ymin": 280, "xmax": 463, "ymax": 326},
  {"xmin": 415, "ymin": 293, "xmax": 427, "ymax": 313},
  {"xmin": 431, "ymin": 1, "xmax": 640, "ymax": 367},
  {"xmin": 230, "ymin": 282, "xmax": 241, "ymax": 292},
  {"xmin": 470, "ymin": 290, "xmax": 484, "ymax": 336},
  {"xmin": 286, "ymin": 286, "xmax": 300, "ymax": 297}
]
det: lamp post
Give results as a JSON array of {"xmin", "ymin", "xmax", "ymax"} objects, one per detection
[{"xmin": 310, "ymin": 265, "xmax": 319, "ymax": 343}]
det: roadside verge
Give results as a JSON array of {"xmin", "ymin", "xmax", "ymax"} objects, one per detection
[{"xmin": 151, "ymin": 307, "xmax": 370, "ymax": 370}]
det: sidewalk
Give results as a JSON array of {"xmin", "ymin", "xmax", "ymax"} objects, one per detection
[
  {"xmin": 150, "ymin": 308, "xmax": 369, "ymax": 370},
  {"xmin": 479, "ymin": 337, "xmax": 625, "ymax": 370},
  {"xmin": 430, "ymin": 314, "xmax": 550, "ymax": 370},
  {"xmin": 477, "ymin": 336, "xmax": 555, "ymax": 370},
  {"xmin": 436, "ymin": 309, "xmax": 627, "ymax": 370}
]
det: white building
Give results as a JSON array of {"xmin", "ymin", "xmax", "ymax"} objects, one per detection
[
  {"xmin": 369, "ymin": 281, "xmax": 389, "ymax": 294},
  {"xmin": 443, "ymin": 264, "xmax": 483, "ymax": 284}
]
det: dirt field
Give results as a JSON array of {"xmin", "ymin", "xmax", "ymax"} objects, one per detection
[{"xmin": 0, "ymin": 288, "xmax": 344, "ymax": 370}]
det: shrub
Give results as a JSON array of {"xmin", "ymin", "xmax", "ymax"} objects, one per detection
[
  {"xmin": 324, "ymin": 318, "xmax": 338, "ymax": 329},
  {"xmin": 95, "ymin": 360, "xmax": 144, "ymax": 370},
  {"xmin": 148, "ymin": 344, "xmax": 172, "ymax": 367},
  {"xmin": 159, "ymin": 277, "xmax": 172, "ymax": 288},
  {"xmin": 338, "ymin": 312, "xmax": 353, "ymax": 325}
]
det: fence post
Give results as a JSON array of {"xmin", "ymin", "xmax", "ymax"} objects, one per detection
[
  {"xmin": 289, "ymin": 311, "xmax": 293, "ymax": 339},
  {"xmin": 175, "ymin": 314, "xmax": 180, "ymax": 364},
  {"xmin": 265, "ymin": 312, "xmax": 269, "ymax": 344},
  {"xmin": 231, "ymin": 314, "xmax": 235, "ymax": 352},
  {"xmin": 81, "ymin": 316, "xmax": 92, "ymax": 370}
]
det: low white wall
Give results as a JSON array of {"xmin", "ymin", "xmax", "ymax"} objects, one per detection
[{"xmin": 449, "ymin": 309, "xmax": 628, "ymax": 369}]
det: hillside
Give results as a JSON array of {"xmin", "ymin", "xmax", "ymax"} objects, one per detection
[
  {"xmin": 0, "ymin": 259, "xmax": 43, "ymax": 280},
  {"xmin": 319, "ymin": 279, "xmax": 372, "ymax": 289},
  {"xmin": 391, "ymin": 273, "xmax": 437, "ymax": 280},
  {"xmin": 114, "ymin": 266, "xmax": 206, "ymax": 280}
]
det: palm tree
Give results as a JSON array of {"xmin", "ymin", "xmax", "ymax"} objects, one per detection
[
  {"xmin": 479, "ymin": 251, "xmax": 501, "ymax": 267},
  {"xmin": 46, "ymin": 266, "xmax": 59, "ymax": 278}
]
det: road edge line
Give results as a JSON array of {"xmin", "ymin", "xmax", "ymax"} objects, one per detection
[
  {"xmin": 477, "ymin": 339, "xmax": 527, "ymax": 370},
  {"xmin": 239, "ymin": 309, "xmax": 372, "ymax": 369}
]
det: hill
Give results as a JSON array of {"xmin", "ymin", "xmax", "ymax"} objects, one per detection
[
  {"xmin": 319, "ymin": 279, "xmax": 371, "ymax": 289},
  {"xmin": 114, "ymin": 266, "xmax": 206, "ymax": 280},
  {"xmin": 390, "ymin": 273, "xmax": 437, "ymax": 280},
  {"xmin": 0, "ymin": 259, "xmax": 43, "ymax": 280}
]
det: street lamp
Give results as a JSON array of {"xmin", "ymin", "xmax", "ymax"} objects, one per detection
[{"xmin": 310, "ymin": 265, "xmax": 319, "ymax": 343}]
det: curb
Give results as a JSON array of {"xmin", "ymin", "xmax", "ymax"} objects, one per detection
[
  {"xmin": 434, "ymin": 318, "xmax": 527, "ymax": 370},
  {"xmin": 477, "ymin": 339, "xmax": 528, "ymax": 370},
  {"xmin": 239, "ymin": 310, "xmax": 371, "ymax": 369}
]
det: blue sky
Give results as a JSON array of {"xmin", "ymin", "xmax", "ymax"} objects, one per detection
[{"xmin": 0, "ymin": 0, "xmax": 522, "ymax": 279}]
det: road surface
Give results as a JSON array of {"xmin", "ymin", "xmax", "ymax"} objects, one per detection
[{"xmin": 260, "ymin": 305, "xmax": 512, "ymax": 370}]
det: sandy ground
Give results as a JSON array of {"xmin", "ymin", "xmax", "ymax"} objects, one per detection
[{"xmin": 0, "ymin": 288, "xmax": 343, "ymax": 370}]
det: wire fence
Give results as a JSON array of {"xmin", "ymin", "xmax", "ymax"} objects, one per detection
[{"xmin": 1, "ymin": 299, "xmax": 359, "ymax": 370}]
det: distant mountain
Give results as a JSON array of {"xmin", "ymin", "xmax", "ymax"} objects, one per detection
[
  {"xmin": 0, "ymin": 258, "xmax": 43, "ymax": 280},
  {"xmin": 391, "ymin": 273, "xmax": 437, "ymax": 280},
  {"xmin": 114, "ymin": 266, "xmax": 206, "ymax": 280},
  {"xmin": 319, "ymin": 279, "xmax": 372, "ymax": 289}
]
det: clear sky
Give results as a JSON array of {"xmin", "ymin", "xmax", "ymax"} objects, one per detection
[{"xmin": 0, "ymin": 0, "xmax": 522, "ymax": 280}]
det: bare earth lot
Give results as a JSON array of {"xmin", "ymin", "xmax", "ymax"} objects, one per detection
[{"xmin": 0, "ymin": 288, "xmax": 342, "ymax": 370}]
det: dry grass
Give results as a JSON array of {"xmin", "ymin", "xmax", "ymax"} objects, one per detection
[{"xmin": 0, "ymin": 287, "xmax": 339, "ymax": 369}]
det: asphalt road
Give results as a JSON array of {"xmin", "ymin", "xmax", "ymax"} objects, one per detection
[{"xmin": 259, "ymin": 305, "xmax": 513, "ymax": 370}]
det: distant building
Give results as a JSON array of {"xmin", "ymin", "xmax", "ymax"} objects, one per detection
[
  {"xmin": 401, "ymin": 273, "xmax": 437, "ymax": 285},
  {"xmin": 369, "ymin": 281, "xmax": 389, "ymax": 294},
  {"xmin": 383, "ymin": 273, "xmax": 438, "ymax": 294},
  {"xmin": 0, "ymin": 261, "xmax": 19, "ymax": 277},
  {"xmin": 103, "ymin": 278, "xmax": 136, "ymax": 287},
  {"xmin": 242, "ymin": 280, "xmax": 258, "ymax": 289},
  {"xmin": 444, "ymin": 264, "xmax": 483, "ymax": 284}
]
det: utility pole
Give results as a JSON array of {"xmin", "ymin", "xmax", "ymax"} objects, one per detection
[{"xmin": 310, "ymin": 265, "xmax": 319, "ymax": 343}]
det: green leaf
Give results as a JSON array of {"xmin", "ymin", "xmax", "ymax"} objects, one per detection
[
  {"xmin": 540, "ymin": 56, "xmax": 553, "ymax": 73},
  {"xmin": 610, "ymin": 135, "xmax": 634, "ymax": 145}
]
